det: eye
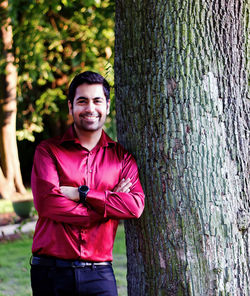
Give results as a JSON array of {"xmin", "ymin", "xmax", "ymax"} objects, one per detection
[
  {"xmin": 76, "ymin": 98, "xmax": 88, "ymax": 104},
  {"xmin": 94, "ymin": 98, "xmax": 103, "ymax": 104}
]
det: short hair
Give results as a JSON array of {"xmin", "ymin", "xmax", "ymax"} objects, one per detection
[{"xmin": 68, "ymin": 71, "xmax": 110, "ymax": 105}]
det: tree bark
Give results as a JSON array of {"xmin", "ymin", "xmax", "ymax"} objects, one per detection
[
  {"xmin": 0, "ymin": 0, "xmax": 27, "ymax": 200},
  {"xmin": 115, "ymin": 0, "xmax": 249, "ymax": 295}
]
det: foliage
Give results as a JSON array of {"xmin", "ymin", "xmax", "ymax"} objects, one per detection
[{"xmin": 8, "ymin": 0, "xmax": 115, "ymax": 141}]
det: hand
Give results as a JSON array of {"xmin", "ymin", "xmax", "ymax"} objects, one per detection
[
  {"xmin": 60, "ymin": 186, "xmax": 79, "ymax": 201},
  {"xmin": 113, "ymin": 178, "xmax": 132, "ymax": 193}
]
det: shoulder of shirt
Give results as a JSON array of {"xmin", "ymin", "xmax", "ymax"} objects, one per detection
[
  {"xmin": 106, "ymin": 136, "xmax": 133, "ymax": 161},
  {"xmin": 103, "ymin": 132, "xmax": 123, "ymax": 150},
  {"xmin": 36, "ymin": 125, "xmax": 75, "ymax": 150},
  {"xmin": 101, "ymin": 131, "xmax": 130, "ymax": 157},
  {"xmin": 35, "ymin": 135, "xmax": 61, "ymax": 151},
  {"xmin": 35, "ymin": 130, "xmax": 132, "ymax": 160}
]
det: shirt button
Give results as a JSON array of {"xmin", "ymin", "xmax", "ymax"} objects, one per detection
[
  {"xmin": 89, "ymin": 169, "xmax": 92, "ymax": 173},
  {"xmin": 89, "ymin": 151, "xmax": 93, "ymax": 155}
]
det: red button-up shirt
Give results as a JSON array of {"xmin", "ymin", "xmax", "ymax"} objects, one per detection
[{"xmin": 31, "ymin": 126, "xmax": 145, "ymax": 261}]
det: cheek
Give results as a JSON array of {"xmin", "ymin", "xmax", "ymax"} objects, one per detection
[{"xmin": 72, "ymin": 106, "xmax": 81, "ymax": 115}]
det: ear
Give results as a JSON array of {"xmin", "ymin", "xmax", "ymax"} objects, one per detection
[
  {"xmin": 106, "ymin": 100, "xmax": 110, "ymax": 115},
  {"xmin": 68, "ymin": 100, "xmax": 73, "ymax": 115}
]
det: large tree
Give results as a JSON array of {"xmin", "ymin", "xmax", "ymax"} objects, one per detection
[
  {"xmin": 115, "ymin": 0, "xmax": 249, "ymax": 295},
  {"xmin": 0, "ymin": 0, "xmax": 26, "ymax": 199}
]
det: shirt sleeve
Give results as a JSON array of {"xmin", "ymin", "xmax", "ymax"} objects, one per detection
[
  {"xmin": 86, "ymin": 151, "xmax": 145, "ymax": 219},
  {"xmin": 31, "ymin": 143, "xmax": 106, "ymax": 226}
]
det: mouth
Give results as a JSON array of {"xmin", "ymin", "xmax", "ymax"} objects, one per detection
[{"xmin": 81, "ymin": 114, "xmax": 99, "ymax": 122}]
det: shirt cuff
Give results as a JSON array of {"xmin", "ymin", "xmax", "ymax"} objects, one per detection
[{"xmin": 86, "ymin": 189, "xmax": 106, "ymax": 216}]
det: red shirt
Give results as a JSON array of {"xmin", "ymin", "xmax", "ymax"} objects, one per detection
[{"xmin": 31, "ymin": 126, "xmax": 145, "ymax": 261}]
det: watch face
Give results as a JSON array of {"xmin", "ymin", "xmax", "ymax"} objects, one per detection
[{"xmin": 79, "ymin": 185, "xmax": 89, "ymax": 193}]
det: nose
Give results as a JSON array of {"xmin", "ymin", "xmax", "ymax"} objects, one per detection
[{"xmin": 86, "ymin": 101, "xmax": 95, "ymax": 113}]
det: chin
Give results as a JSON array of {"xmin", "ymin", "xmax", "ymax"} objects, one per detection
[{"xmin": 80, "ymin": 125, "xmax": 102, "ymax": 132}]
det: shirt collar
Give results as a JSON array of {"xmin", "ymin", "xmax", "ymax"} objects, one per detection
[{"xmin": 60, "ymin": 125, "xmax": 116, "ymax": 148}]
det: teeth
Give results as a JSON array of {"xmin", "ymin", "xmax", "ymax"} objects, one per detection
[{"xmin": 83, "ymin": 115, "xmax": 98, "ymax": 120}]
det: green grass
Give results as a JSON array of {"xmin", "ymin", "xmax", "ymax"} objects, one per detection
[
  {"xmin": 0, "ymin": 200, "xmax": 14, "ymax": 214},
  {"xmin": 113, "ymin": 224, "xmax": 127, "ymax": 296},
  {"xmin": 0, "ymin": 235, "xmax": 32, "ymax": 296},
  {"xmin": 0, "ymin": 224, "xmax": 127, "ymax": 296}
]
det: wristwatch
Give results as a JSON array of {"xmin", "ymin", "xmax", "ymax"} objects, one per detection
[{"xmin": 78, "ymin": 185, "xmax": 89, "ymax": 204}]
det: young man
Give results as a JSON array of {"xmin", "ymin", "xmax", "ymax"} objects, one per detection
[{"xmin": 30, "ymin": 71, "xmax": 145, "ymax": 296}]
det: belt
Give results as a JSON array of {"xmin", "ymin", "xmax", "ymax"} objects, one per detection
[{"xmin": 31, "ymin": 256, "xmax": 112, "ymax": 268}]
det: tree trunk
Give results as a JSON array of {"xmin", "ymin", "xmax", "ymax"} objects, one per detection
[
  {"xmin": 115, "ymin": 0, "xmax": 249, "ymax": 295},
  {"xmin": 0, "ymin": 0, "xmax": 27, "ymax": 200}
]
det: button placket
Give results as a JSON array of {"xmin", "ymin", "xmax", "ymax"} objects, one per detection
[
  {"xmin": 87, "ymin": 151, "xmax": 94, "ymax": 177},
  {"xmin": 85, "ymin": 153, "xmax": 90, "ymax": 185},
  {"xmin": 80, "ymin": 229, "xmax": 87, "ymax": 240},
  {"xmin": 81, "ymin": 150, "xmax": 89, "ymax": 186}
]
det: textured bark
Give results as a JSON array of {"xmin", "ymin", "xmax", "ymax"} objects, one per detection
[
  {"xmin": 115, "ymin": 0, "xmax": 249, "ymax": 295},
  {"xmin": 0, "ymin": 0, "xmax": 27, "ymax": 200}
]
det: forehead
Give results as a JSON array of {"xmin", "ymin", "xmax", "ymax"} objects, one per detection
[{"xmin": 74, "ymin": 83, "xmax": 105, "ymax": 99}]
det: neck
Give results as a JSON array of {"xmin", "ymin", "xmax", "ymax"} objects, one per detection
[{"xmin": 74, "ymin": 125, "xmax": 102, "ymax": 151}]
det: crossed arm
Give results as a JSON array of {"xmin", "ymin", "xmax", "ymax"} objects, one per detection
[
  {"xmin": 60, "ymin": 174, "xmax": 144, "ymax": 219},
  {"xmin": 60, "ymin": 178, "xmax": 132, "ymax": 201},
  {"xmin": 32, "ymin": 144, "xmax": 145, "ymax": 226}
]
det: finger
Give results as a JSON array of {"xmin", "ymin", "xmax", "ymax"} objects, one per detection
[
  {"xmin": 121, "ymin": 182, "xmax": 132, "ymax": 192},
  {"xmin": 122, "ymin": 186, "xmax": 131, "ymax": 193},
  {"xmin": 116, "ymin": 184, "xmax": 127, "ymax": 192},
  {"xmin": 113, "ymin": 178, "xmax": 127, "ymax": 191},
  {"xmin": 117, "ymin": 182, "xmax": 132, "ymax": 193},
  {"xmin": 118, "ymin": 178, "xmax": 131, "ymax": 188}
]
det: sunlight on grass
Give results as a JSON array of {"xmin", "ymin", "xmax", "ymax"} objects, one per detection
[
  {"xmin": 0, "ymin": 188, "xmax": 33, "ymax": 215},
  {"xmin": 0, "ymin": 200, "xmax": 13, "ymax": 214}
]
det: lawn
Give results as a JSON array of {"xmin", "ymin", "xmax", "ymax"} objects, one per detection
[
  {"xmin": 0, "ymin": 200, "xmax": 14, "ymax": 214},
  {"xmin": 0, "ymin": 224, "xmax": 127, "ymax": 296}
]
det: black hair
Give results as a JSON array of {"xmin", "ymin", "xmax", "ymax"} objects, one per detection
[{"xmin": 68, "ymin": 71, "xmax": 110, "ymax": 105}]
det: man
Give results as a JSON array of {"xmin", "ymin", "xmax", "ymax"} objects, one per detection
[{"xmin": 30, "ymin": 71, "xmax": 145, "ymax": 296}]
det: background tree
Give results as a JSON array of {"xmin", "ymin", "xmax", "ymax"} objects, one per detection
[
  {"xmin": 0, "ymin": 0, "xmax": 115, "ymax": 197},
  {"xmin": 115, "ymin": 0, "xmax": 249, "ymax": 295},
  {"xmin": 0, "ymin": 0, "xmax": 26, "ymax": 199},
  {"xmin": 12, "ymin": 0, "xmax": 115, "ymax": 142}
]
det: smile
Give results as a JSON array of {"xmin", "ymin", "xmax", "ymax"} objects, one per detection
[
  {"xmin": 81, "ymin": 114, "xmax": 99, "ymax": 121},
  {"xmin": 84, "ymin": 116, "xmax": 98, "ymax": 119}
]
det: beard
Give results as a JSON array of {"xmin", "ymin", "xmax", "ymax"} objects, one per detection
[{"xmin": 73, "ymin": 112, "xmax": 107, "ymax": 133}]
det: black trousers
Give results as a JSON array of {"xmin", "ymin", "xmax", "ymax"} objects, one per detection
[{"xmin": 30, "ymin": 264, "xmax": 118, "ymax": 296}]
